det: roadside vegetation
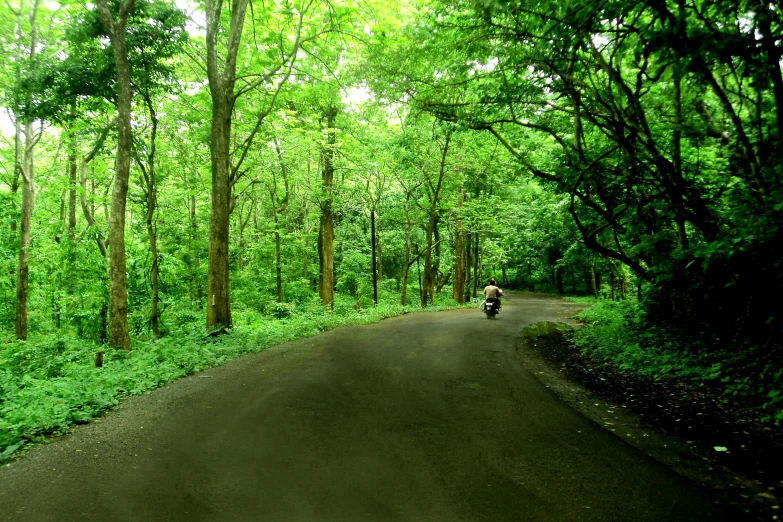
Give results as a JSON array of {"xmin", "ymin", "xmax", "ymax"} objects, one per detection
[
  {"xmin": 1, "ymin": 294, "xmax": 467, "ymax": 461},
  {"xmin": 568, "ymin": 298, "xmax": 782, "ymax": 425}
]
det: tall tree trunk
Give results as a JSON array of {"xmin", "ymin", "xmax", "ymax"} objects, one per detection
[
  {"xmin": 204, "ymin": 0, "xmax": 250, "ymax": 330},
  {"xmin": 203, "ymin": 0, "xmax": 300, "ymax": 327},
  {"xmin": 206, "ymin": 95, "xmax": 234, "ymax": 328},
  {"xmin": 672, "ymin": 0, "xmax": 689, "ymax": 249},
  {"xmin": 271, "ymin": 139, "xmax": 290, "ymax": 303},
  {"xmin": 400, "ymin": 193, "xmax": 413, "ymax": 306},
  {"xmin": 318, "ymin": 104, "xmax": 337, "ymax": 309},
  {"xmin": 15, "ymin": 121, "xmax": 35, "ymax": 340},
  {"xmin": 67, "ymin": 103, "xmax": 77, "ymax": 239},
  {"xmin": 96, "ymin": 0, "xmax": 135, "ymax": 350},
  {"xmin": 415, "ymin": 243, "xmax": 423, "ymax": 304},
  {"xmin": 59, "ymin": 190, "xmax": 65, "ymax": 232},
  {"xmin": 15, "ymin": 0, "xmax": 41, "ymax": 340},
  {"xmin": 464, "ymin": 232, "xmax": 472, "ymax": 302},
  {"xmin": 272, "ymin": 207, "xmax": 282, "ymax": 302},
  {"xmin": 11, "ymin": 121, "xmax": 22, "ymax": 233},
  {"xmin": 452, "ymin": 231, "xmax": 465, "ymax": 303},
  {"xmin": 471, "ymin": 234, "xmax": 480, "ymax": 298},
  {"xmin": 318, "ymin": 208, "xmax": 335, "ymax": 308},
  {"xmin": 452, "ymin": 192, "xmax": 466, "ymax": 304},
  {"xmin": 10, "ymin": 5, "xmax": 24, "ymax": 235},
  {"xmin": 190, "ymin": 194, "xmax": 202, "ymax": 309},
  {"xmin": 587, "ymin": 265, "xmax": 598, "ymax": 299},
  {"xmin": 376, "ymin": 213, "xmax": 383, "ymax": 283},
  {"xmin": 302, "ymin": 199, "xmax": 309, "ymax": 280},
  {"xmin": 145, "ymin": 114, "xmax": 160, "ymax": 337},
  {"xmin": 371, "ymin": 210, "xmax": 378, "ymax": 304},
  {"xmin": 133, "ymin": 93, "xmax": 161, "ymax": 338},
  {"xmin": 429, "ymin": 220, "xmax": 440, "ymax": 304},
  {"xmin": 401, "ymin": 243, "xmax": 410, "ymax": 306},
  {"xmin": 148, "ymin": 214, "xmax": 160, "ymax": 337},
  {"xmin": 422, "ymin": 132, "xmax": 450, "ymax": 307}
]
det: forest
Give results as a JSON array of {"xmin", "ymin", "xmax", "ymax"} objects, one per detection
[{"xmin": 1, "ymin": 0, "xmax": 781, "ymax": 459}]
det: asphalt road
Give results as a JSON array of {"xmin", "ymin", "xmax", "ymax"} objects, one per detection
[{"xmin": 0, "ymin": 294, "xmax": 744, "ymax": 521}]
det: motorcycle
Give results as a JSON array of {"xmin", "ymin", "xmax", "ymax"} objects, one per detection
[{"xmin": 481, "ymin": 298, "xmax": 500, "ymax": 319}]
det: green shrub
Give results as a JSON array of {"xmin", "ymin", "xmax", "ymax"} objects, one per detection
[
  {"xmin": 573, "ymin": 300, "xmax": 783, "ymax": 423},
  {"xmin": 268, "ymin": 302, "xmax": 295, "ymax": 319}
]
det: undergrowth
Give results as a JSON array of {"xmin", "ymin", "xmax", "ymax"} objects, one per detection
[
  {"xmin": 571, "ymin": 300, "xmax": 783, "ymax": 424},
  {"xmin": 0, "ymin": 295, "xmax": 467, "ymax": 460}
]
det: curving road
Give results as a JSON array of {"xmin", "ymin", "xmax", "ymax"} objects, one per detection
[{"xmin": 0, "ymin": 294, "xmax": 745, "ymax": 521}]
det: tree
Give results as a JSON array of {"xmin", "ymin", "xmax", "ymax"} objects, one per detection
[
  {"xmin": 94, "ymin": 0, "xmax": 136, "ymax": 350},
  {"xmin": 370, "ymin": 0, "xmax": 783, "ymax": 349},
  {"xmin": 269, "ymin": 137, "xmax": 290, "ymax": 303},
  {"xmin": 11, "ymin": 0, "xmax": 42, "ymax": 340},
  {"xmin": 129, "ymin": 2, "xmax": 188, "ymax": 337},
  {"xmin": 317, "ymin": 102, "xmax": 338, "ymax": 308},
  {"xmin": 421, "ymin": 128, "xmax": 450, "ymax": 307},
  {"xmin": 203, "ymin": 0, "xmax": 306, "ymax": 330}
]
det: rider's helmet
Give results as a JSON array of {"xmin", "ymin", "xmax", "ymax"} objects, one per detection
[{"xmin": 489, "ymin": 278, "xmax": 497, "ymax": 285}]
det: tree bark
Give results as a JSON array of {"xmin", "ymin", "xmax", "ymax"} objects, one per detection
[
  {"xmin": 59, "ymin": 190, "xmax": 66, "ymax": 230},
  {"xmin": 11, "ymin": 121, "xmax": 22, "ymax": 233},
  {"xmin": 371, "ymin": 210, "xmax": 378, "ymax": 304},
  {"xmin": 422, "ymin": 132, "xmax": 450, "ymax": 307},
  {"xmin": 318, "ymin": 104, "xmax": 337, "ymax": 309},
  {"xmin": 471, "ymin": 234, "xmax": 480, "ymax": 298},
  {"xmin": 672, "ymin": 0, "xmax": 689, "ymax": 249},
  {"xmin": 15, "ymin": 121, "xmax": 35, "ymax": 340},
  {"xmin": 190, "ymin": 194, "xmax": 202, "ymax": 309},
  {"xmin": 376, "ymin": 218, "xmax": 383, "ymax": 283},
  {"xmin": 452, "ymin": 190, "xmax": 466, "ymax": 304},
  {"xmin": 465, "ymin": 233, "xmax": 472, "ymax": 302},
  {"xmin": 96, "ymin": 0, "xmax": 135, "ymax": 350},
  {"xmin": 204, "ymin": 0, "xmax": 251, "ymax": 330},
  {"xmin": 204, "ymin": 0, "xmax": 300, "ymax": 326},
  {"xmin": 133, "ymin": 94, "xmax": 160, "ymax": 338},
  {"xmin": 15, "ymin": 0, "xmax": 41, "ymax": 340},
  {"xmin": 271, "ymin": 139, "xmax": 290, "ymax": 303},
  {"xmin": 302, "ymin": 197, "xmax": 310, "ymax": 280},
  {"xmin": 429, "ymin": 220, "xmax": 441, "ymax": 303},
  {"xmin": 400, "ymin": 192, "xmax": 413, "ymax": 306},
  {"xmin": 587, "ymin": 265, "xmax": 598, "ymax": 299},
  {"xmin": 9, "ymin": 5, "xmax": 24, "ymax": 235},
  {"xmin": 148, "ymin": 208, "xmax": 160, "ymax": 337},
  {"xmin": 67, "ymin": 103, "xmax": 77, "ymax": 239}
]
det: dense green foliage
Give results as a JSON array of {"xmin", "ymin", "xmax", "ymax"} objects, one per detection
[
  {"xmin": 572, "ymin": 300, "xmax": 783, "ymax": 423},
  {"xmin": 367, "ymin": 0, "xmax": 782, "ymax": 386}
]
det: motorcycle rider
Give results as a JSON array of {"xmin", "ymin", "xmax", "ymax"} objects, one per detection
[{"xmin": 483, "ymin": 278, "xmax": 503, "ymax": 312}]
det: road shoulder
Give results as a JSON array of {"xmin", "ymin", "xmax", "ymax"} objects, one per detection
[{"xmin": 513, "ymin": 306, "xmax": 771, "ymax": 521}]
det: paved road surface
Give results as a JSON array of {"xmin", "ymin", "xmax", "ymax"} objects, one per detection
[{"xmin": 0, "ymin": 294, "xmax": 745, "ymax": 521}]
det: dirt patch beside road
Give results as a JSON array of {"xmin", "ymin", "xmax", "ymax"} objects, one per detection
[{"xmin": 518, "ymin": 312, "xmax": 780, "ymax": 521}]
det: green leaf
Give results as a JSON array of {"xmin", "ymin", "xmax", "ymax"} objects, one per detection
[{"xmin": 0, "ymin": 443, "xmax": 22, "ymax": 459}]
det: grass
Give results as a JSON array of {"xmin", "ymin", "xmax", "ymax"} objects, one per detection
[{"xmin": 0, "ymin": 294, "xmax": 469, "ymax": 461}]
